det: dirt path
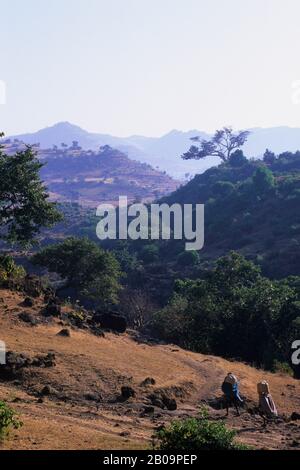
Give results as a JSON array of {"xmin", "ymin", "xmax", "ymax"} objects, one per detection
[{"xmin": 0, "ymin": 289, "xmax": 300, "ymax": 450}]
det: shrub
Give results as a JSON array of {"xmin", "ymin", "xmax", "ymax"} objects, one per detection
[
  {"xmin": 0, "ymin": 255, "xmax": 26, "ymax": 288},
  {"xmin": 139, "ymin": 244, "xmax": 159, "ymax": 263},
  {"xmin": 272, "ymin": 360, "xmax": 294, "ymax": 377},
  {"xmin": 177, "ymin": 250, "xmax": 199, "ymax": 267},
  {"xmin": 155, "ymin": 412, "xmax": 248, "ymax": 451},
  {"xmin": 252, "ymin": 166, "xmax": 275, "ymax": 195},
  {"xmin": 0, "ymin": 401, "xmax": 23, "ymax": 440},
  {"xmin": 228, "ymin": 150, "xmax": 248, "ymax": 167}
]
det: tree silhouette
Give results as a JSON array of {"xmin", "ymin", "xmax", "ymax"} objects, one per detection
[{"xmin": 182, "ymin": 127, "xmax": 250, "ymax": 163}]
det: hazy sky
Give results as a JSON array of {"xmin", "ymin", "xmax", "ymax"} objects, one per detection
[{"xmin": 1, "ymin": 0, "xmax": 300, "ymax": 136}]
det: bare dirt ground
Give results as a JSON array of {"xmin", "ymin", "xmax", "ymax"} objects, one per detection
[{"xmin": 0, "ymin": 288, "xmax": 300, "ymax": 450}]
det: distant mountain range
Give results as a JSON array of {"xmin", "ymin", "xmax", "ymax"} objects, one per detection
[
  {"xmin": 8, "ymin": 122, "xmax": 300, "ymax": 178},
  {"xmin": 1, "ymin": 139, "xmax": 178, "ymax": 207}
]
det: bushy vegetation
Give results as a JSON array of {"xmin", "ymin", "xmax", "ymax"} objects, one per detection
[
  {"xmin": 161, "ymin": 150, "xmax": 300, "ymax": 279},
  {"xmin": 0, "ymin": 254, "xmax": 26, "ymax": 288},
  {"xmin": 32, "ymin": 237, "xmax": 123, "ymax": 308},
  {"xmin": 0, "ymin": 402, "xmax": 22, "ymax": 440},
  {"xmin": 152, "ymin": 252, "xmax": 300, "ymax": 371},
  {"xmin": 1, "ymin": 130, "xmax": 300, "ymax": 378},
  {"xmin": 155, "ymin": 409, "xmax": 248, "ymax": 451},
  {"xmin": 52, "ymin": 150, "xmax": 300, "ymax": 285}
]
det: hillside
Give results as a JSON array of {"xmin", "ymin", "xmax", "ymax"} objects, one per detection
[
  {"xmin": 8, "ymin": 122, "xmax": 300, "ymax": 178},
  {"xmin": 1, "ymin": 140, "xmax": 178, "ymax": 207},
  {"xmin": 160, "ymin": 151, "xmax": 300, "ymax": 279},
  {"xmin": 0, "ymin": 288, "xmax": 300, "ymax": 450}
]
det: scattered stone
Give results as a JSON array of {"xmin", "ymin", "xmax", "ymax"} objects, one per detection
[
  {"xmin": 140, "ymin": 377, "xmax": 156, "ymax": 387},
  {"xmin": 44, "ymin": 302, "xmax": 61, "ymax": 317},
  {"xmin": 142, "ymin": 406, "xmax": 155, "ymax": 415},
  {"xmin": 84, "ymin": 392, "xmax": 102, "ymax": 402},
  {"xmin": 119, "ymin": 431, "xmax": 130, "ymax": 437},
  {"xmin": 148, "ymin": 392, "xmax": 177, "ymax": 411},
  {"xmin": 23, "ymin": 297, "xmax": 34, "ymax": 307},
  {"xmin": 31, "ymin": 352, "xmax": 56, "ymax": 368},
  {"xmin": 57, "ymin": 328, "xmax": 71, "ymax": 337},
  {"xmin": 291, "ymin": 412, "xmax": 300, "ymax": 421},
  {"xmin": 0, "ymin": 351, "xmax": 31, "ymax": 379},
  {"xmin": 121, "ymin": 386, "xmax": 136, "ymax": 400},
  {"xmin": 18, "ymin": 312, "xmax": 38, "ymax": 326},
  {"xmin": 40, "ymin": 385, "xmax": 55, "ymax": 396},
  {"xmin": 163, "ymin": 397, "xmax": 177, "ymax": 411},
  {"xmin": 151, "ymin": 398, "xmax": 165, "ymax": 409}
]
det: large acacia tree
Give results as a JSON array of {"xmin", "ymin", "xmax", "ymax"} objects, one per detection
[
  {"xmin": 182, "ymin": 127, "xmax": 250, "ymax": 163},
  {"xmin": 0, "ymin": 134, "xmax": 62, "ymax": 244}
]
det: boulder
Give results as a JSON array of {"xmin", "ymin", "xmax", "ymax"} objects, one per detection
[
  {"xmin": 140, "ymin": 377, "xmax": 156, "ymax": 387},
  {"xmin": 290, "ymin": 412, "xmax": 300, "ymax": 421},
  {"xmin": 151, "ymin": 398, "xmax": 165, "ymax": 409},
  {"xmin": 121, "ymin": 386, "xmax": 136, "ymax": 400},
  {"xmin": 31, "ymin": 352, "xmax": 56, "ymax": 368},
  {"xmin": 84, "ymin": 392, "xmax": 102, "ymax": 402},
  {"xmin": 96, "ymin": 312, "xmax": 127, "ymax": 333},
  {"xmin": 163, "ymin": 397, "xmax": 177, "ymax": 411},
  {"xmin": 40, "ymin": 385, "xmax": 56, "ymax": 396},
  {"xmin": 57, "ymin": 328, "xmax": 71, "ymax": 337},
  {"xmin": 148, "ymin": 391, "xmax": 177, "ymax": 411},
  {"xmin": 142, "ymin": 405, "xmax": 155, "ymax": 415},
  {"xmin": 44, "ymin": 302, "xmax": 61, "ymax": 317},
  {"xmin": 18, "ymin": 312, "xmax": 38, "ymax": 326},
  {"xmin": 23, "ymin": 297, "xmax": 34, "ymax": 307},
  {"xmin": 0, "ymin": 351, "xmax": 31, "ymax": 379}
]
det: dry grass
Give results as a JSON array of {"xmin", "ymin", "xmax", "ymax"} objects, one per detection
[{"xmin": 0, "ymin": 288, "xmax": 300, "ymax": 450}]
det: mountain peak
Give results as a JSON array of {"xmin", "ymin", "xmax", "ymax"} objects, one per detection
[{"xmin": 45, "ymin": 121, "xmax": 87, "ymax": 133}]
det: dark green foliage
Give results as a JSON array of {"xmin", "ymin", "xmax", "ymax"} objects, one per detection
[
  {"xmin": 152, "ymin": 252, "xmax": 300, "ymax": 369},
  {"xmin": 155, "ymin": 410, "xmax": 248, "ymax": 451},
  {"xmin": 0, "ymin": 401, "xmax": 23, "ymax": 440},
  {"xmin": 228, "ymin": 149, "xmax": 248, "ymax": 167},
  {"xmin": 160, "ymin": 151, "xmax": 300, "ymax": 279},
  {"xmin": 252, "ymin": 166, "xmax": 275, "ymax": 195},
  {"xmin": 263, "ymin": 149, "xmax": 276, "ymax": 164},
  {"xmin": 212, "ymin": 180, "xmax": 235, "ymax": 197},
  {"xmin": 0, "ymin": 254, "xmax": 26, "ymax": 287},
  {"xmin": 139, "ymin": 244, "xmax": 160, "ymax": 263},
  {"xmin": 177, "ymin": 250, "xmax": 199, "ymax": 267},
  {"xmin": 32, "ymin": 237, "xmax": 122, "ymax": 307},
  {"xmin": 0, "ymin": 143, "xmax": 62, "ymax": 244}
]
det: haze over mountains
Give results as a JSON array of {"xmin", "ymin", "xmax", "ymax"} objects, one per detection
[
  {"xmin": 1, "ymin": 138, "xmax": 178, "ymax": 207},
  {"xmin": 8, "ymin": 122, "xmax": 300, "ymax": 178}
]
